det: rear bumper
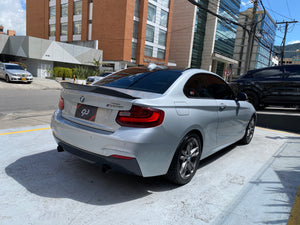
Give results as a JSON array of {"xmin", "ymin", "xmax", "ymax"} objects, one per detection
[
  {"xmin": 55, "ymin": 136, "xmax": 142, "ymax": 176},
  {"xmin": 51, "ymin": 110, "xmax": 178, "ymax": 177}
]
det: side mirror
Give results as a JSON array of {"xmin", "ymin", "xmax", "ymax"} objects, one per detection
[{"xmin": 236, "ymin": 92, "xmax": 248, "ymax": 101}]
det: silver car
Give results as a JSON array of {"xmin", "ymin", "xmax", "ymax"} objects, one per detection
[
  {"xmin": 0, "ymin": 62, "xmax": 33, "ymax": 83},
  {"xmin": 51, "ymin": 66, "xmax": 256, "ymax": 184}
]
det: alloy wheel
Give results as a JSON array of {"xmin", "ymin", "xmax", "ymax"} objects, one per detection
[
  {"xmin": 179, "ymin": 137, "xmax": 200, "ymax": 180},
  {"xmin": 246, "ymin": 118, "xmax": 255, "ymax": 143}
]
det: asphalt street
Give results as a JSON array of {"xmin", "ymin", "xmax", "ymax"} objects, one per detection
[{"xmin": 0, "ymin": 78, "xmax": 61, "ymax": 129}]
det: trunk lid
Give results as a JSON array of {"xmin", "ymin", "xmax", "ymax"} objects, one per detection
[{"xmin": 60, "ymin": 82, "xmax": 137, "ymax": 132}]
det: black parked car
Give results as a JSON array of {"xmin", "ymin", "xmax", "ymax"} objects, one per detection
[{"xmin": 232, "ymin": 65, "xmax": 300, "ymax": 109}]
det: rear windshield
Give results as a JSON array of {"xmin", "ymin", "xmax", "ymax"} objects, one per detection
[
  {"xmin": 94, "ymin": 67, "xmax": 182, "ymax": 94},
  {"xmin": 5, "ymin": 64, "xmax": 23, "ymax": 70}
]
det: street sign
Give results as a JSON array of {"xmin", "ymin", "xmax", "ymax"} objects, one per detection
[{"xmin": 224, "ymin": 69, "xmax": 232, "ymax": 77}]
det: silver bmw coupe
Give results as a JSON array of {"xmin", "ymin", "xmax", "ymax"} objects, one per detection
[{"xmin": 51, "ymin": 65, "xmax": 256, "ymax": 185}]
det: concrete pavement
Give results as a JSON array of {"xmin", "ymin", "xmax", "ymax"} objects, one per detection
[{"xmin": 0, "ymin": 126, "xmax": 299, "ymax": 225}]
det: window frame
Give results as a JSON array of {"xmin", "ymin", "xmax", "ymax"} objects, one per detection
[{"xmin": 183, "ymin": 73, "xmax": 235, "ymax": 100}]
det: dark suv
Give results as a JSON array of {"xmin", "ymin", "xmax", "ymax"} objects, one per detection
[{"xmin": 232, "ymin": 65, "xmax": 300, "ymax": 109}]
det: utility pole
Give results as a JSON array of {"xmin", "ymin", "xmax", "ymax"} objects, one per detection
[
  {"xmin": 276, "ymin": 20, "xmax": 298, "ymax": 65},
  {"xmin": 268, "ymin": 43, "xmax": 273, "ymax": 66},
  {"xmin": 243, "ymin": 0, "xmax": 258, "ymax": 74}
]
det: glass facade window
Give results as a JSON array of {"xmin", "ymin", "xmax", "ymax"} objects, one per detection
[
  {"xmin": 73, "ymin": 21, "xmax": 81, "ymax": 35},
  {"xmin": 61, "ymin": 3, "xmax": 68, "ymax": 17},
  {"xmin": 158, "ymin": 29, "xmax": 166, "ymax": 46},
  {"xmin": 131, "ymin": 42, "xmax": 137, "ymax": 60},
  {"xmin": 254, "ymin": 12, "xmax": 276, "ymax": 69},
  {"xmin": 147, "ymin": 3, "xmax": 156, "ymax": 23},
  {"xmin": 214, "ymin": 0, "xmax": 240, "ymax": 58},
  {"xmin": 49, "ymin": 6, "xmax": 56, "ymax": 20},
  {"xmin": 61, "ymin": 22, "xmax": 68, "ymax": 35},
  {"xmin": 157, "ymin": 49, "xmax": 165, "ymax": 59},
  {"xmin": 74, "ymin": 0, "xmax": 82, "ymax": 15},
  {"xmin": 49, "ymin": 24, "xmax": 55, "ymax": 36},
  {"xmin": 146, "ymin": 24, "xmax": 155, "ymax": 42},
  {"xmin": 134, "ymin": 0, "xmax": 140, "ymax": 18},
  {"xmin": 161, "ymin": 0, "xmax": 169, "ymax": 8},
  {"xmin": 191, "ymin": 0, "xmax": 208, "ymax": 68},
  {"xmin": 144, "ymin": 45, "xmax": 153, "ymax": 57},
  {"xmin": 160, "ymin": 10, "xmax": 168, "ymax": 27},
  {"xmin": 132, "ymin": 20, "xmax": 139, "ymax": 39}
]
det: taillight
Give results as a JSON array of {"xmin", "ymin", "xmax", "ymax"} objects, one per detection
[
  {"xmin": 58, "ymin": 96, "xmax": 64, "ymax": 110},
  {"xmin": 116, "ymin": 105, "xmax": 164, "ymax": 128},
  {"xmin": 110, "ymin": 155, "xmax": 134, "ymax": 160}
]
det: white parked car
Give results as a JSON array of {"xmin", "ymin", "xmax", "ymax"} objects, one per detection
[
  {"xmin": 0, "ymin": 62, "xmax": 33, "ymax": 83},
  {"xmin": 86, "ymin": 72, "xmax": 112, "ymax": 85}
]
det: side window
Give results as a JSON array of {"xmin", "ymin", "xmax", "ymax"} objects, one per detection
[
  {"xmin": 205, "ymin": 74, "xmax": 235, "ymax": 100},
  {"xmin": 183, "ymin": 73, "xmax": 234, "ymax": 100},
  {"xmin": 183, "ymin": 74, "xmax": 214, "ymax": 98},
  {"xmin": 252, "ymin": 68, "xmax": 283, "ymax": 79},
  {"xmin": 284, "ymin": 66, "xmax": 300, "ymax": 79}
]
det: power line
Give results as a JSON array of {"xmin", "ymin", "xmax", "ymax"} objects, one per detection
[
  {"xmin": 285, "ymin": 0, "xmax": 292, "ymax": 17},
  {"xmin": 186, "ymin": 0, "xmax": 250, "ymax": 34},
  {"xmin": 264, "ymin": 6, "xmax": 293, "ymax": 21}
]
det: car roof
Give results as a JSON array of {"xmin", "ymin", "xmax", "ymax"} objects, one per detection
[{"xmin": 247, "ymin": 64, "xmax": 300, "ymax": 74}]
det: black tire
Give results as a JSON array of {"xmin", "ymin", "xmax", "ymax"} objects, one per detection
[
  {"xmin": 245, "ymin": 91, "xmax": 259, "ymax": 109},
  {"xmin": 5, "ymin": 75, "xmax": 10, "ymax": 83},
  {"xmin": 239, "ymin": 116, "xmax": 255, "ymax": 145},
  {"xmin": 167, "ymin": 133, "xmax": 202, "ymax": 185}
]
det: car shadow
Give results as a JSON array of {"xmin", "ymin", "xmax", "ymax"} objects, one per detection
[
  {"xmin": 199, "ymin": 144, "xmax": 237, "ymax": 169},
  {"xmin": 5, "ymin": 149, "xmax": 178, "ymax": 206}
]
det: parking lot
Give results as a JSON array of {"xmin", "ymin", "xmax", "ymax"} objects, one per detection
[
  {"xmin": 0, "ymin": 78, "xmax": 299, "ymax": 225},
  {"xmin": 0, "ymin": 125, "xmax": 299, "ymax": 225}
]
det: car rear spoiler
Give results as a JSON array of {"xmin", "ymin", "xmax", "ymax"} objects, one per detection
[{"xmin": 60, "ymin": 82, "xmax": 137, "ymax": 99}]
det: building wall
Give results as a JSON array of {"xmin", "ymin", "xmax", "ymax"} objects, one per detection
[
  {"xmin": 26, "ymin": 0, "xmax": 48, "ymax": 39},
  {"xmin": 92, "ymin": 0, "xmax": 134, "ymax": 61},
  {"xmin": 233, "ymin": 9, "xmax": 276, "ymax": 77},
  {"xmin": 168, "ymin": 0, "xmax": 196, "ymax": 68},
  {"xmin": 0, "ymin": 35, "xmax": 103, "ymax": 77},
  {"xmin": 201, "ymin": 0, "xmax": 219, "ymax": 71},
  {"xmin": 27, "ymin": 0, "xmax": 173, "ymax": 67},
  {"xmin": 282, "ymin": 57, "xmax": 300, "ymax": 65}
]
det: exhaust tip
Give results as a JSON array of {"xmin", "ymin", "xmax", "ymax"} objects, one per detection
[{"xmin": 57, "ymin": 145, "xmax": 64, "ymax": 152}]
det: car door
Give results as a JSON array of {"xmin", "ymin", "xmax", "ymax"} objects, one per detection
[
  {"xmin": 252, "ymin": 67, "xmax": 285, "ymax": 105},
  {"xmin": 183, "ymin": 74, "xmax": 219, "ymax": 157},
  {"xmin": 205, "ymin": 74, "xmax": 247, "ymax": 146},
  {"xmin": 282, "ymin": 65, "xmax": 300, "ymax": 105}
]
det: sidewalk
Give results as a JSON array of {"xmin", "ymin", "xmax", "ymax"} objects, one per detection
[{"xmin": 215, "ymin": 138, "xmax": 300, "ymax": 225}]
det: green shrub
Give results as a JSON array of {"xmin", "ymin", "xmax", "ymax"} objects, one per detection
[
  {"xmin": 73, "ymin": 66, "xmax": 97, "ymax": 79},
  {"xmin": 53, "ymin": 66, "xmax": 97, "ymax": 80},
  {"xmin": 53, "ymin": 67, "xmax": 73, "ymax": 79}
]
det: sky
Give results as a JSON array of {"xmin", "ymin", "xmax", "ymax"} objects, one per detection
[
  {"xmin": 241, "ymin": 0, "xmax": 300, "ymax": 46},
  {"xmin": 0, "ymin": 0, "xmax": 299, "ymax": 47}
]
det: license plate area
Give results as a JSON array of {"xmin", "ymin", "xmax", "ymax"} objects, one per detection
[
  {"xmin": 21, "ymin": 77, "xmax": 26, "ymax": 81},
  {"xmin": 75, "ymin": 104, "xmax": 97, "ymax": 122}
]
